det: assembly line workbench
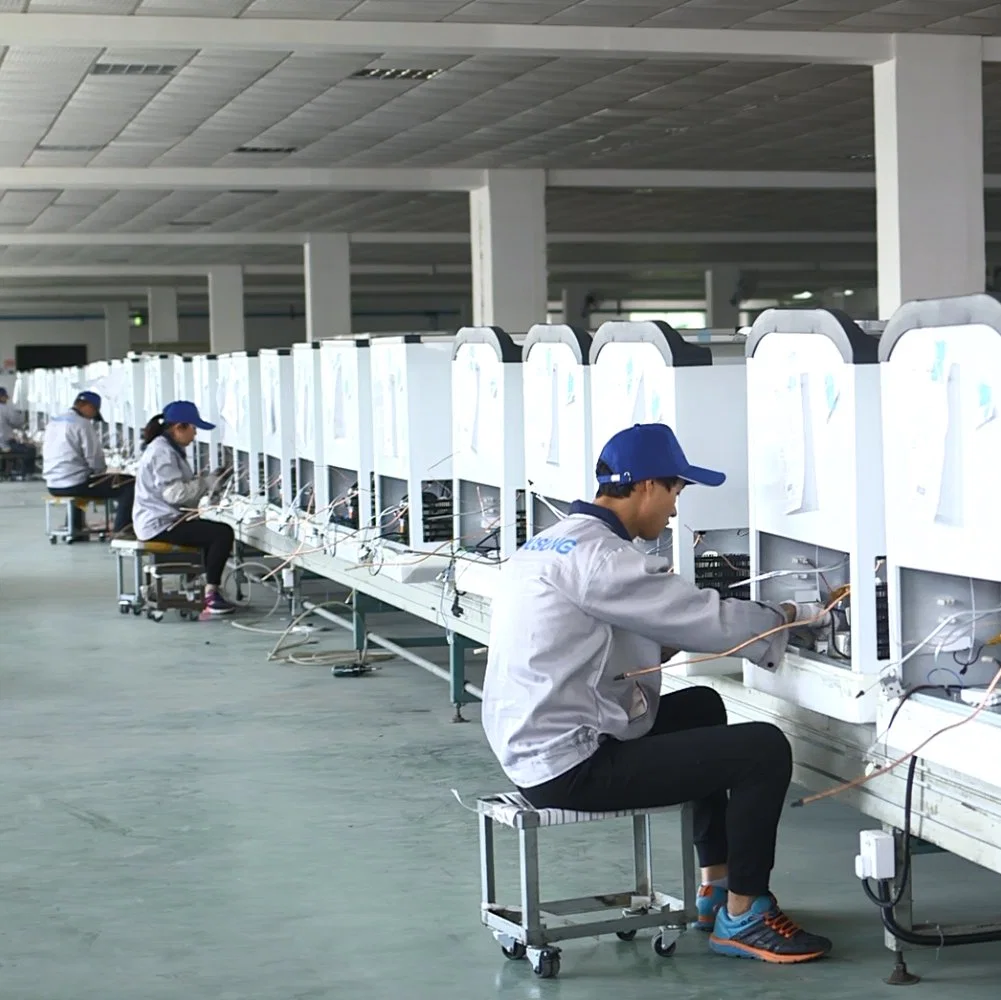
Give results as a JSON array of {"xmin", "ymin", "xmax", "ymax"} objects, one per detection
[{"xmin": 206, "ymin": 508, "xmax": 1001, "ymax": 931}]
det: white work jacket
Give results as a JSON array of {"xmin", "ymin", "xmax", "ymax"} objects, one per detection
[
  {"xmin": 481, "ymin": 502, "xmax": 789, "ymax": 789},
  {"xmin": 42, "ymin": 408, "xmax": 106, "ymax": 489}
]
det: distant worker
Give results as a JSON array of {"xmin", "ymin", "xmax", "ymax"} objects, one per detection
[
  {"xmin": 133, "ymin": 401, "xmax": 236, "ymax": 617},
  {"xmin": 481, "ymin": 423, "xmax": 834, "ymax": 964},
  {"xmin": 0, "ymin": 385, "xmax": 37, "ymax": 476},
  {"xmin": 43, "ymin": 390, "xmax": 134, "ymax": 537}
]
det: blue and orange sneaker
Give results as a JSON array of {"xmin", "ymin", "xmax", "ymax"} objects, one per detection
[
  {"xmin": 710, "ymin": 895, "xmax": 831, "ymax": 964},
  {"xmin": 692, "ymin": 883, "xmax": 727, "ymax": 932}
]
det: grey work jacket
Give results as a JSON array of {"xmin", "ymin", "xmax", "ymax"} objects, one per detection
[
  {"xmin": 133, "ymin": 435, "xmax": 211, "ymax": 540},
  {"xmin": 42, "ymin": 409, "xmax": 106, "ymax": 489},
  {"xmin": 481, "ymin": 502, "xmax": 789, "ymax": 789}
]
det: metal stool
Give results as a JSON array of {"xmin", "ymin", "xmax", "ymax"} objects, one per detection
[
  {"xmin": 111, "ymin": 538, "xmax": 204, "ymax": 621},
  {"xmin": 45, "ymin": 495, "xmax": 109, "ymax": 543},
  {"xmin": 474, "ymin": 791, "xmax": 697, "ymax": 979}
]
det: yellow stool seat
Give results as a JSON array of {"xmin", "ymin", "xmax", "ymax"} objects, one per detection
[
  {"xmin": 46, "ymin": 495, "xmax": 90, "ymax": 510},
  {"xmin": 111, "ymin": 538, "xmax": 198, "ymax": 556}
]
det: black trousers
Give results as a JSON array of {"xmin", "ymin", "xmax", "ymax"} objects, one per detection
[
  {"xmin": 519, "ymin": 687, "xmax": 793, "ymax": 898},
  {"xmin": 49, "ymin": 476, "xmax": 135, "ymax": 533},
  {"xmin": 152, "ymin": 518, "xmax": 234, "ymax": 588}
]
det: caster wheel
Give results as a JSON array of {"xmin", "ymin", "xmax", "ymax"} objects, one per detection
[
  {"xmin": 132, "ymin": 605, "xmax": 142, "ymax": 616},
  {"xmin": 501, "ymin": 943, "xmax": 527, "ymax": 961},
  {"xmin": 531, "ymin": 949, "xmax": 561, "ymax": 980},
  {"xmin": 119, "ymin": 603, "xmax": 130, "ymax": 615},
  {"xmin": 49, "ymin": 536, "xmax": 57, "ymax": 545},
  {"xmin": 65, "ymin": 537, "xmax": 74, "ymax": 545},
  {"xmin": 616, "ymin": 930, "xmax": 638, "ymax": 942},
  {"xmin": 179, "ymin": 610, "xmax": 189, "ymax": 620},
  {"xmin": 652, "ymin": 934, "xmax": 677, "ymax": 958},
  {"xmin": 97, "ymin": 533, "xmax": 107, "ymax": 542}
]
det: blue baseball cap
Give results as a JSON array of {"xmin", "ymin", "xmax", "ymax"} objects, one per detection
[
  {"xmin": 163, "ymin": 400, "xmax": 215, "ymax": 430},
  {"xmin": 596, "ymin": 423, "xmax": 726, "ymax": 488},
  {"xmin": 75, "ymin": 390, "xmax": 102, "ymax": 416}
]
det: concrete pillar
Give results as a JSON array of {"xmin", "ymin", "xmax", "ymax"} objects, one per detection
[
  {"xmin": 208, "ymin": 266, "xmax": 245, "ymax": 354},
  {"xmin": 704, "ymin": 266, "xmax": 741, "ymax": 329},
  {"xmin": 561, "ymin": 284, "xmax": 593, "ymax": 328},
  {"xmin": 147, "ymin": 286, "xmax": 179, "ymax": 343},
  {"xmin": 304, "ymin": 233, "xmax": 352, "ymax": 342},
  {"xmin": 470, "ymin": 169, "xmax": 548, "ymax": 331},
  {"xmin": 104, "ymin": 301, "xmax": 131, "ymax": 360},
  {"xmin": 874, "ymin": 34, "xmax": 984, "ymax": 320}
]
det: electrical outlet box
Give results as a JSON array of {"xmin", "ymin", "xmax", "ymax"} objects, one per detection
[{"xmin": 854, "ymin": 829, "xmax": 895, "ymax": 881}]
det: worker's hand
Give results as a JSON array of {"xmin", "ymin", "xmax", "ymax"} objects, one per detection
[{"xmin": 791, "ymin": 601, "xmax": 833, "ymax": 631}]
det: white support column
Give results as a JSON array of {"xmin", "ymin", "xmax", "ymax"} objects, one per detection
[
  {"xmin": 704, "ymin": 266, "xmax": 741, "ymax": 328},
  {"xmin": 208, "ymin": 266, "xmax": 245, "ymax": 354},
  {"xmin": 304, "ymin": 233, "xmax": 352, "ymax": 342},
  {"xmin": 874, "ymin": 34, "xmax": 985, "ymax": 320},
  {"xmin": 147, "ymin": 285, "xmax": 179, "ymax": 343},
  {"xmin": 470, "ymin": 170, "xmax": 548, "ymax": 331},
  {"xmin": 104, "ymin": 301, "xmax": 131, "ymax": 360}
]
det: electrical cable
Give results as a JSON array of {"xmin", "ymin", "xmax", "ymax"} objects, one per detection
[{"xmin": 792, "ymin": 658, "xmax": 1001, "ymax": 809}]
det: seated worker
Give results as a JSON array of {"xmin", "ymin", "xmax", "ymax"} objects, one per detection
[
  {"xmin": 481, "ymin": 423, "xmax": 833, "ymax": 965},
  {"xmin": 133, "ymin": 401, "xmax": 236, "ymax": 617},
  {"xmin": 0, "ymin": 385, "xmax": 37, "ymax": 476},
  {"xmin": 43, "ymin": 390, "xmax": 134, "ymax": 537}
]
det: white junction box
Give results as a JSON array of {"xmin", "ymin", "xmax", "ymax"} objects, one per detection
[
  {"xmin": 259, "ymin": 348, "xmax": 297, "ymax": 523},
  {"xmin": 191, "ymin": 353, "xmax": 221, "ymax": 474},
  {"xmin": 743, "ymin": 308, "xmax": 887, "ymax": 723},
  {"xmin": 873, "ymin": 294, "xmax": 1001, "ymax": 788},
  {"xmin": 451, "ymin": 326, "xmax": 526, "ymax": 600},
  {"xmin": 318, "ymin": 337, "xmax": 375, "ymax": 562},
  {"xmin": 217, "ymin": 350, "xmax": 263, "ymax": 501},
  {"xmin": 521, "ymin": 324, "xmax": 594, "ymax": 537},
  {"xmin": 369, "ymin": 334, "xmax": 453, "ymax": 582}
]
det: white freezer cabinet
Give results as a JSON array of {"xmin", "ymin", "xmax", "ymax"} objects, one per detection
[
  {"xmin": 522, "ymin": 324, "xmax": 594, "ymax": 537},
  {"xmin": 742, "ymin": 308, "xmax": 886, "ymax": 724},
  {"xmin": 191, "ymin": 354, "xmax": 221, "ymax": 474},
  {"xmin": 369, "ymin": 335, "xmax": 453, "ymax": 581},
  {"xmin": 216, "ymin": 351, "xmax": 263, "ymax": 499},
  {"xmin": 318, "ymin": 338, "xmax": 375, "ymax": 540},
  {"xmin": 874, "ymin": 294, "xmax": 1001, "ymax": 788},
  {"xmin": 452, "ymin": 326, "xmax": 526, "ymax": 561}
]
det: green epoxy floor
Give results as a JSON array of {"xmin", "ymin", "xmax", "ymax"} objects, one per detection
[{"xmin": 3, "ymin": 482, "xmax": 1001, "ymax": 999}]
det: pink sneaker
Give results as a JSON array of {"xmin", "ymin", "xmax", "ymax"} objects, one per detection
[{"xmin": 200, "ymin": 591, "xmax": 235, "ymax": 617}]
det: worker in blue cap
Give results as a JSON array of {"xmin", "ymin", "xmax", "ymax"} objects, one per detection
[
  {"xmin": 43, "ymin": 390, "xmax": 135, "ymax": 537},
  {"xmin": 133, "ymin": 401, "xmax": 235, "ymax": 617},
  {"xmin": 0, "ymin": 385, "xmax": 37, "ymax": 477},
  {"xmin": 482, "ymin": 423, "xmax": 834, "ymax": 964}
]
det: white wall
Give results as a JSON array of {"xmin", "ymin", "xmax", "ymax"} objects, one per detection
[{"xmin": 0, "ymin": 312, "xmax": 106, "ymax": 369}]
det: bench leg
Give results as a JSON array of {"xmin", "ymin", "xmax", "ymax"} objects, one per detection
[
  {"xmin": 680, "ymin": 802, "xmax": 697, "ymax": 919},
  {"xmin": 479, "ymin": 814, "xmax": 496, "ymax": 907},
  {"xmin": 133, "ymin": 553, "xmax": 144, "ymax": 609},
  {"xmin": 518, "ymin": 826, "xmax": 543, "ymax": 947},
  {"xmin": 632, "ymin": 813, "xmax": 654, "ymax": 900}
]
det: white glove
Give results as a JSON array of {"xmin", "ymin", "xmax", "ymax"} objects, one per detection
[{"xmin": 792, "ymin": 601, "xmax": 833, "ymax": 630}]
